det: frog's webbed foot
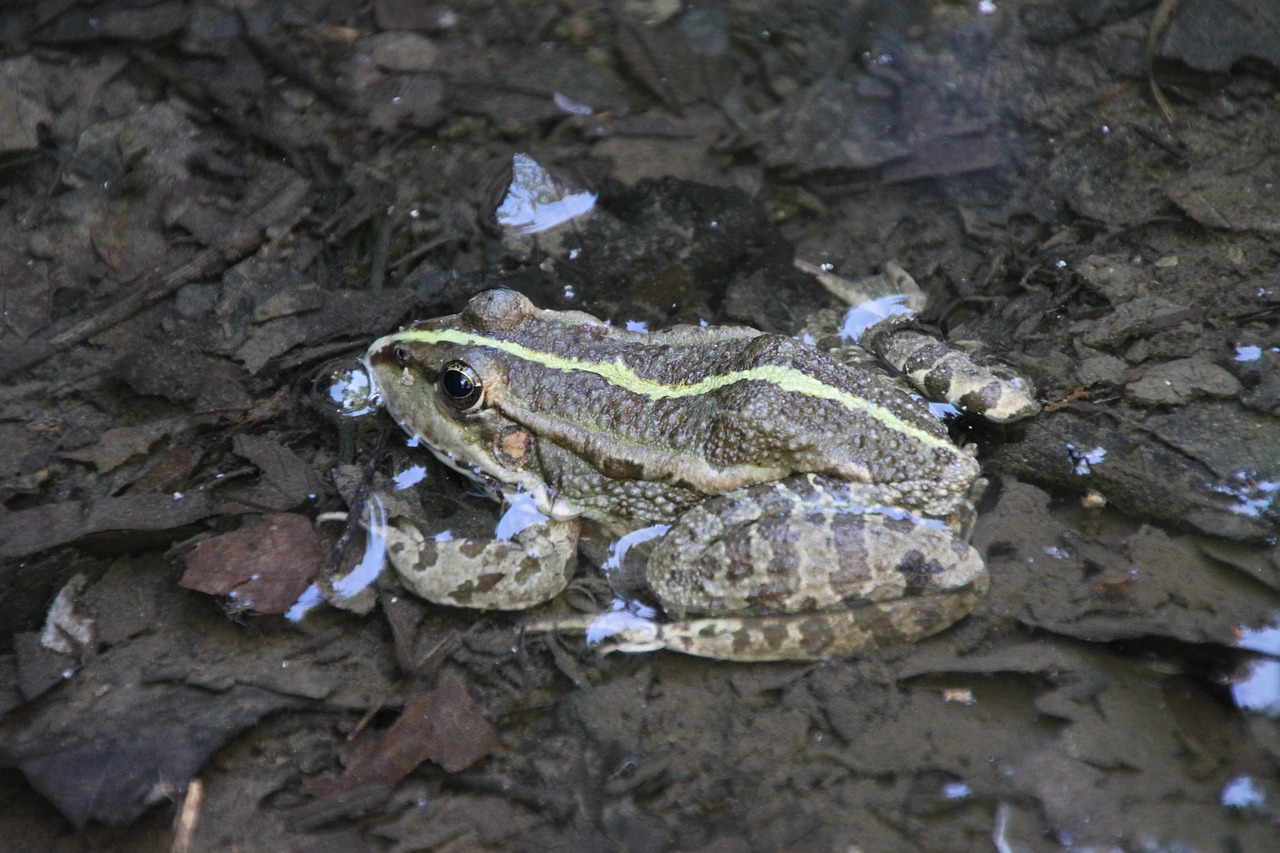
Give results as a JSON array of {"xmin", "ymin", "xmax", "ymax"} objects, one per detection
[
  {"xmin": 519, "ymin": 605, "xmax": 668, "ymax": 655},
  {"xmin": 863, "ymin": 320, "xmax": 1040, "ymax": 423},
  {"xmin": 801, "ymin": 259, "xmax": 1040, "ymax": 423}
]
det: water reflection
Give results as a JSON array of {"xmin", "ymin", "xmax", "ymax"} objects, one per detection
[
  {"xmin": 1232, "ymin": 659, "xmax": 1280, "ymax": 717},
  {"xmin": 326, "ymin": 361, "xmax": 379, "ymax": 417},
  {"xmin": 1220, "ymin": 775, "xmax": 1267, "ymax": 810},
  {"xmin": 1065, "ymin": 443, "xmax": 1107, "ymax": 476},
  {"xmin": 284, "ymin": 585, "xmax": 325, "ymax": 623},
  {"xmin": 601, "ymin": 523, "xmax": 670, "ymax": 583},
  {"xmin": 1232, "ymin": 615, "xmax": 1280, "ymax": 718},
  {"xmin": 1212, "ymin": 472, "xmax": 1280, "ymax": 519},
  {"xmin": 495, "ymin": 153, "xmax": 597, "ymax": 235},
  {"xmin": 285, "ymin": 496, "xmax": 390, "ymax": 621},
  {"xmin": 332, "ymin": 495, "xmax": 388, "ymax": 600},
  {"xmin": 392, "ymin": 464, "xmax": 428, "ymax": 490},
  {"xmin": 927, "ymin": 400, "xmax": 962, "ymax": 420},
  {"xmin": 586, "ymin": 599, "xmax": 661, "ymax": 652},
  {"xmin": 494, "ymin": 490, "xmax": 552, "ymax": 540},
  {"xmin": 839, "ymin": 293, "xmax": 916, "ymax": 342}
]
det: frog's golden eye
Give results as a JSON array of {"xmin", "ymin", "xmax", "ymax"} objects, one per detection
[{"xmin": 439, "ymin": 360, "xmax": 484, "ymax": 412}]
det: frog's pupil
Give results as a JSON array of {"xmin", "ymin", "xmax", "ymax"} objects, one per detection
[{"xmin": 443, "ymin": 368, "xmax": 474, "ymax": 400}]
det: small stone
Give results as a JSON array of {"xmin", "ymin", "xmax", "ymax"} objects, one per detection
[
  {"xmin": 1126, "ymin": 358, "xmax": 1243, "ymax": 406},
  {"xmin": 1076, "ymin": 354, "xmax": 1128, "ymax": 387},
  {"xmin": 361, "ymin": 32, "xmax": 439, "ymax": 73},
  {"xmin": 27, "ymin": 231, "xmax": 54, "ymax": 259}
]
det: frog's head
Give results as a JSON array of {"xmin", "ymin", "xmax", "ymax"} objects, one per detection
[{"xmin": 364, "ymin": 289, "xmax": 586, "ymax": 519}]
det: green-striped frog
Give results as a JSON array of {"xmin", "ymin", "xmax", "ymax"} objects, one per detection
[{"xmin": 363, "ymin": 288, "xmax": 1008, "ymax": 660}]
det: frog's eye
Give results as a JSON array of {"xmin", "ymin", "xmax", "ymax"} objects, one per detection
[
  {"xmin": 392, "ymin": 345, "xmax": 409, "ymax": 365},
  {"xmin": 439, "ymin": 360, "xmax": 484, "ymax": 412}
]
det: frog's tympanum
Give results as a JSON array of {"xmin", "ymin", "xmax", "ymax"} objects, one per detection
[{"xmin": 365, "ymin": 288, "xmax": 1031, "ymax": 661}]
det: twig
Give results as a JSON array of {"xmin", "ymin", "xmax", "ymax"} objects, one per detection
[
  {"xmin": 0, "ymin": 172, "xmax": 310, "ymax": 380},
  {"xmin": 171, "ymin": 778, "xmax": 203, "ymax": 853},
  {"xmin": 1145, "ymin": 0, "xmax": 1181, "ymax": 125}
]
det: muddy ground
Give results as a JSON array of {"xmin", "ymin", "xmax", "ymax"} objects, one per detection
[{"xmin": 2, "ymin": 1, "xmax": 1279, "ymax": 850}]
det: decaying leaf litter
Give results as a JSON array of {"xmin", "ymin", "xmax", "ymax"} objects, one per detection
[{"xmin": 1, "ymin": 0, "xmax": 1278, "ymax": 850}]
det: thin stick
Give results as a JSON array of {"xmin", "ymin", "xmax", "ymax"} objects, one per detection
[
  {"xmin": 1146, "ymin": 0, "xmax": 1181, "ymax": 125},
  {"xmin": 0, "ymin": 173, "xmax": 310, "ymax": 380}
]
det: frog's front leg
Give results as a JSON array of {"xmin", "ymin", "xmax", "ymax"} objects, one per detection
[
  {"xmin": 641, "ymin": 474, "xmax": 988, "ymax": 661},
  {"xmin": 382, "ymin": 509, "xmax": 579, "ymax": 611}
]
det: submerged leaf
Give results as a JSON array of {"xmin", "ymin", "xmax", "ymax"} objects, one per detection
[
  {"xmin": 304, "ymin": 667, "xmax": 497, "ymax": 798},
  {"xmin": 179, "ymin": 513, "xmax": 323, "ymax": 614}
]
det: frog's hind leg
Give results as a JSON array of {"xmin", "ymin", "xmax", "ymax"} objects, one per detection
[
  {"xmin": 644, "ymin": 576, "xmax": 989, "ymax": 662},
  {"xmin": 640, "ymin": 476, "xmax": 990, "ymax": 661},
  {"xmin": 518, "ymin": 570, "xmax": 988, "ymax": 662}
]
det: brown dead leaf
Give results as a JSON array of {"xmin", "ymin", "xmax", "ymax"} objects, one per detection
[
  {"xmin": 366, "ymin": 74, "xmax": 445, "ymax": 133},
  {"xmin": 0, "ymin": 492, "xmax": 217, "ymax": 559},
  {"xmin": 0, "ymin": 55, "xmax": 53, "ymax": 154},
  {"xmin": 0, "ymin": 248, "xmax": 52, "ymax": 339},
  {"xmin": 1158, "ymin": 0, "xmax": 1280, "ymax": 72},
  {"xmin": 224, "ymin": 434, "xmax": 327, "ymax": 512},
  {"xmin": 379, "ymin": 590, "xmax": 430, "ymax": 673},
  {"xmin": 215, "ymin": 257, "xmax": 416, "ymax": 372},
  {"xmin": 1166, "ymin": 164, "xmax": 1280, "ymax": 236},
  {"xmin": 762, "ymin": 75, "xmax": 909, "ymax": 172},
  {"xmin": 880, "ymin": 130, "xmax": 1004, "ymax": 184},
  {"xmin": 87, "ymin": 208, "xmax": 168, "ymax": 281},
  {"xmin": 2, "ymin": 555, "xmax": 392, "ymax": 829},
  {"xmin": 374, "ymin": 0, "xmax": 456, "ymax": 33},
  {"xmin": 36, "ymin": 2, "xmax": 189, "ymax": 43},
  {"xmin": 1009, "ymin": 748, "xmax": 1123, "ymax": 844},
  {"xmin": 1125, "ymin": 358, "xmax": 1243, "ymax": 406},
  {"xmin": 89, "ymin": 214, "xmax": 125, "ymax": 272},
  {"xmin": 179, "ymin": 513, "xmax": 323, "ymax": 614},
  {"xmin": 13, "ymin": 630, "xmax": 71, "ymax": 702},
  {"xmin": 360, "ymin": 31, "xmax": 439, "ymax": 73},
  {"xmin": 304, "ymin": 668, "xmax": 497, "ymax": 797},
  {"xmin": 162, "ymin": 177, "xmax": 238, "ymax": 246},
  {"xmin": 125, "ymin": 442, "xmax": 200, "ymax": 495},
  {"xmin": 110, "ymin": 342, "xmax": 252, "ymax": 413},
  {"xmin": 58, "ymin": 418, "xmax": 184, "ymax": 473},
  {"xmin": 1163, "ymin": 674, "xmax": 1274, "ymax": 776},
  {"xmin": 253, "ymin": 284, "xmax": 326, "ymax": 323},
  {"xmin": 613, "ymin": 17, "xmax": 685, "ymax": 111}
]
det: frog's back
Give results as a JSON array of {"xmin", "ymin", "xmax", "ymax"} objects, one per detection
[
  {"xmin": 691, "ymin": 333, "xmax": 976, "ymax": 492},
  {"xmin": 484, "ymin": 303, "xmax": 975, "ymax": 500}
]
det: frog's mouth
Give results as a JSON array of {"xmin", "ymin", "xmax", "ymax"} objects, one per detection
[{"xmin": 419, "ymin": 442, "xmax": 504, "ymax": 503}]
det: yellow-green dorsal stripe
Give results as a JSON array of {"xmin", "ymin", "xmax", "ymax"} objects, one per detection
[{"xmin": 388, "ymin": 327, "xmax": 956, "ymax": 453}]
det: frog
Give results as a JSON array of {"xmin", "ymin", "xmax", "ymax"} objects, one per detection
[{"xmin": 362, "ymin": 287, "xmax": 1032, "ymax": 661}]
